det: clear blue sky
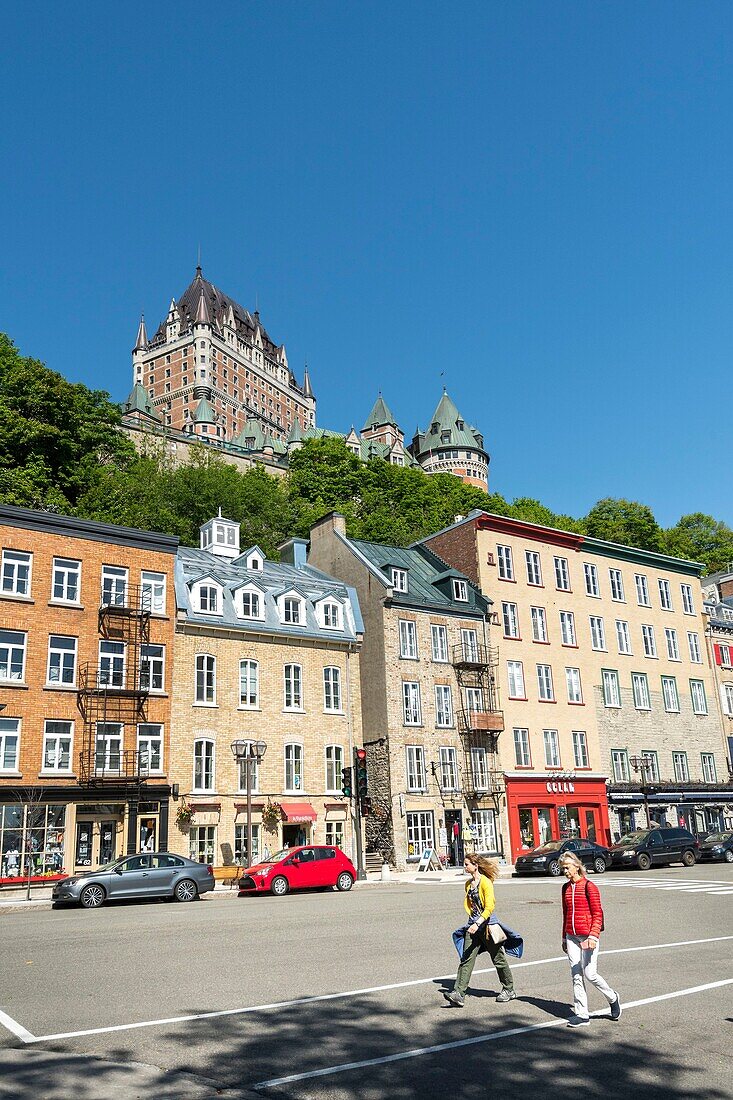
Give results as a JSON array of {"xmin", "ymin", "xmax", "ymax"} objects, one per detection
[{"xmin": 1, "ymin": 3, "xmax": 731, "ymax": 527}]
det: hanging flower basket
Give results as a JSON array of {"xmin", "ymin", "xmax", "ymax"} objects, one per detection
[
  {"xmin": 262, "ymin": 801, "xmax": 283, "ymax": 832},
  {"xmin": 175, "ymin": 802, "xmax": 193, "ymax": 830}
]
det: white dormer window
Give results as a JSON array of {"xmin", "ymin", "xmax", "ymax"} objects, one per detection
[
  {"xmin": 197, "ymin": 584, "xmax": 220, "ymax": 614},
  {"xmin": 391, "ymin": 568, "xmax": 408, "ymax": 593},
  {"xmin": 282, "ymin": 596, "xmax": 303, "ymax": 625},
  {"xmin": 237, "ymin": 588, "xmax": 264, "ymax": 620},
  {"xmin": 249, "ymin": 555, "xmax": 262, "ymax": 571},
  {"xmin": 320, "ymin": 600, "xmax": 342, "ymax": 629},
  {"xmin": 452, "ymin": 579, "xmax": 469, "ymax": 602}
]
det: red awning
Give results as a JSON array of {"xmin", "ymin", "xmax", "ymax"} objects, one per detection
[{"xmin": 280, "ymin": 802, "xmax": 318, "ymax": 823}]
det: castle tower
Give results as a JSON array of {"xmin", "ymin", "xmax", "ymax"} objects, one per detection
[{"xmin": 409, "ymin": 390, "xmax": 489, "ymax": 490}]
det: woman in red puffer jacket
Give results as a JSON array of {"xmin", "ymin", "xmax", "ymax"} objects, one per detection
[{"xmin": 560, "ymin": 852, "xmax": 621, "ymax": 1028}]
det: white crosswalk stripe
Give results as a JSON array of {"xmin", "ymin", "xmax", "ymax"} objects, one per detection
[{"xmin": 600, "ymin": 876, "xmax": 733, "ymax": 897}]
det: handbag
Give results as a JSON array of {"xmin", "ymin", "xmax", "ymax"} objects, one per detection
[{"xmin": 485, "ymin": 921, "xmax": 507, "ymax": 946}]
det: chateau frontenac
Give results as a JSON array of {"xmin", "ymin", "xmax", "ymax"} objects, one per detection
[{"xmin": 121, "ymin": 267, "xmax": 489, "ymax": 490}]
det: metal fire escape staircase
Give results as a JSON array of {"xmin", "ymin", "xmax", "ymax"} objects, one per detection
[{"xmin": 453, "ymin": 643, "xmax": 505, "ymax": 803}]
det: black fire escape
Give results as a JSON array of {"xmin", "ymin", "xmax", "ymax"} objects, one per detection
[{"xmin": 452, "ymin": 642, "xmax": 505, "ymax": 805}]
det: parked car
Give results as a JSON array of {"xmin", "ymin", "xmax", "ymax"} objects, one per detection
[
  {"xmin": 52, "ymin": 852, "xmax": 215, "ymax": 908},
  {"xmin": 608, "ymin": 827, "xmax": 700, "ymax": 870},
  {"xmin": 514, "ymin": 838, "xmax": 611, "ymax": 877},
  {"xmin": 697, "ymin": 831, "xmax": 733, "ymax": 863},
  {"xmin": 238, "ymin": 845, "xmax": 357, "ymax": 897}
]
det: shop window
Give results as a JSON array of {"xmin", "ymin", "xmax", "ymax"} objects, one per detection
[
  {"xmin": 406, "ymin": 810, "xmax": 434, "ymax": 859},
  {"xmin": 0, "ymin": 803, "xmax": 66, "ymax": 878},
  {"xmin": 190, "ymin": 826, "xmax": 216, "ymax": 864},
  {"xmin": 518, "ymin": 807, "xmax": 536, "ymax": 849},
  {"xmin": 234, "ymin": 823, "xmax": 260, "ymax": 864},
  {"xmin": 325, "ymin": 820, "xmax": 345, "ymax": 849},
  {"xmin": 472, "ymin": 809, "xmax": 498, "ymax": 853}
]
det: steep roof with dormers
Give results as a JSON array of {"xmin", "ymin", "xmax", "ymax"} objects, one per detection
[{"xmin": 410, "ymin": 390, "xmax": 487, "ymax": 459}]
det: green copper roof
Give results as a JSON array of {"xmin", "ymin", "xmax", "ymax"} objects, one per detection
[
  {"xmin": 287, "ymin": 418, "xmax": 304, "ymax": 444},
  {"xmin": 411, "ymin": 390, "xmax": 486, "ymax": 457},
  {"xmin": 123, "ymin": 383, "xmax": 162, "ymax": 423},
  {"xmin": 192, "ymin": 397, "xmax": 216, "ymax": 424},
  {"xmin": 362, "ymin": 394, "xmax": 397, "ymax": 431}
]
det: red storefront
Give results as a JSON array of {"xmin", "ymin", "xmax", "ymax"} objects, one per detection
[{"xmin": 506, "ymin": 776, "xmax": 611, "ymax": 861}]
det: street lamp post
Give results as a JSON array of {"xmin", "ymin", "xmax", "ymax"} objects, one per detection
[
  {"xmin": 231, "ymin": 739, "xmax": 267, "ymax": 866},
  {"xmin": 629, "ymin": 755, "xmax": 652, "ymax": 828}
]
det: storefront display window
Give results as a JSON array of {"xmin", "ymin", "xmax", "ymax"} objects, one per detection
[
  {"xmin": 537, "ymin": 807, "xmax": 553, "ymax": 844},
  {"xmin": 472, "ymin": 810, "xmax": 498, "ymax": 854},
  {"xmin": 325, "ymin": 821, "xmax": 345, "ymax": 849},
  {"xmin": 406, "ymin": 811, "xmax": 434, "ymax": 858},
  {"xmin": 234, "ymin": 823, "xmax": 260, "ymax": 864},
  {"xmin": 519, "ymin": 808, "xmax": 535, "ymax": 849},
  {"xmin": 1, "ymin": 803, "xmax": 66, "ymax": 878},
  {"xmin": 190, "ymin": 825, "xmax": 216, "ymax": 863}
]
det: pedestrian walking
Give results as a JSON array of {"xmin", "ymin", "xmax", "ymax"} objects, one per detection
[
  {"xmin": 559, "ymin": 852, "xmax": 621, "ymax": 1027},
  {"xmin": 444, "ymin": 853, "xmax": 516, "ymax": 1008}
]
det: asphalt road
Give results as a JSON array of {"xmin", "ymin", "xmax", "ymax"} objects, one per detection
[{"xmin": 1, "ymin": 863, "xmax": 732, "ymax": 1100}]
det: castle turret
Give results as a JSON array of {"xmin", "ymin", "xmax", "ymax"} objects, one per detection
[{"xmin": 408, "ymin": 390, "xmax": 489, "ymax": 490}]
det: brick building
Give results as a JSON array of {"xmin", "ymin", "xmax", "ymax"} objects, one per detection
[
  {"xmin": 308, "ymin": 512, "xmax": 500, "ymax": 870},
  {"xmin": 167, "ymin": 514, "xmax": 363, "ymax": 870},
  {"xmin": 422, "ymin": 511, "xmax": 733, "ymax": 855},
  {"xmin": 0, "ymin": 505, "xmax": 177, "ymax": 883}
]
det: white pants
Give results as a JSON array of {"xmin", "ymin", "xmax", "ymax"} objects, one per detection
[{"xmin": 565, "ymin": 935, "xmax": 616, "ymax": 1019}]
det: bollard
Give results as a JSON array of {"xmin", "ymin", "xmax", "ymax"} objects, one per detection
[{"xmin": 381, "ymin": 862, "xmax": 391, "ymax": 882}]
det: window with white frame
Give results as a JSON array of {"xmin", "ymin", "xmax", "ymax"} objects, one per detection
[
  {"xmin": 101, "ymin": 565, "xmax": 127, "ymax": 607},
  {"xmin": 584, "ymin": 563, "xmax": 600, "ymax": 597},
  {"xmin": 609, "ymin": 568, "xmax": 625, "ymax": 602},
  {"xmin": 543, "ymin": 729, "xmax": 561, "ymax": 768},
  {"xmin": 658, "ymin": 578, "xmax": 673, "ymax": 611},
  {"xmin": 471, "ymin": 746, "xmax": 489, "ymax": 790},
  {"xmin": 632, "ymin": 672, "xmax": 651, "ymax": 710},
  {"xmin": 559, "ymin": 611, "xmax": 576, "ymax": 646},
  {"xmin": 507, "ymin": 660, "xmax": 526, "ymax": 699},
  {"xmin": 190, "ymin": 825, "xmax": 216, "ymax": 864},
  {"xmin": 95, "ymin": 723, "xmax": 122, "ymax": 773},
  {"xmin": 554, "ymin": 556, "xmax": 570, "ymax": 591},
  {"xmin": 434, "ymin": 684, "xmax": 453, "ymax": 727},
  {"xmin": 472, "ymin": 809, "xmax": 498, "ymax": 852},
  {"xmin": 52, "ymin": 557, "xmax": 80, "ymax": 603},
  {"xmin": 465, "ymin": 687, "xmax": 484, "ymax": 716},
  {"xmin": 198, "ymin": 583, "xmax": 220, "ymax": 614},
  {"xmin": 284, "ymin": 664, "xmax": 303, "ymax": 710},
  {"xmin": 439, "ymin": 746, "xmax": 459, "ymax": 790},
  {"xmin": 720, "ymin": 644, "xmax": 733, "ymax": 668},
  {"xmin": 687, "ymin": 632, "xmax": 702, "ymax": 664},
  {"xmin": 141, "ymin": 571, "xmax": 166, "ymax": 614},
  {"xmin": 0, "ymin": 719, "xmax": 20, "ymax": 772},
  {"xmin": 461, "ymin": 628, "xmax": 479, "ymax": 661},
  {"xmin": 399, "ymin": 620, "xmax": 418, "ymax": 659},
  {"xmin": 47, "ymin": 635, "xmax": 77, "ymax": 687},
  {"xmin": 589, "ymin": 616, "xmax": 606, "ymax": 650},
  {"xmin": 284, "ymin": 743, "xmax": 303, "ymax": 791},
  {"xmin": 672, "ymin": 751, "xmax": 689, "ymax": 782},
  {"xmin": 140, "ymin": 644, "xmax": 164, "ymax": 692},
  {"xmin": 635, "ymin": 574, "xmax": 650, "ymax": 606},
  {"xmin": 566, "ymin": 667, "xmax": 583, "ymax": 703},
  {"xmin": 572, "ymin": 730, "xmax": 589, "ymax": 769},
  {"xmin": 323, "ymin": 666, "xmax": 342, "ymax": 712},
  {"xmin": 513, "ymin": 728, "xmax": 531, "ymax": 767},
  {"xmin": 325, "ymin": 745, "xmax": 344, "ymax": 792},
  {"xmin": 689, "ymin": 679, "xmax": 707, "ymax": 715},
  {"xmin": 320, "ymin": 600, "xmax": 341, "ymax": 629},
  {"xmin": 721, "ymin": 683, "xmax": 733, "ymax": 716},
  {"xmin": 701, "ymin": 753, "xmax": 717, "ymax": 783},
  {"xmin": 602, "ymin": 669, "xmax": 621, "ymax": 708},
  {"xmin": 0, "ymin": 630, "xmax": 26, "ymax": 682},
  {"xmin": 234, "ymin": 822, "xmax": 260, "ymax": 864},
  {"xmin": 406, "ymin": 745, "xmax": 427, "ymax": 791},
  {"xmin": 661, "ymin": 676, "xmax": 680, "ymax": 713},
  {"xmin": 239, "ymin": 659, "xmax": 259, "ymax": 708},
  {"xmin": 406, "ymin": 810, "xmax": 433, "ymax": 856},
  {"xmin": 1, "ymin": 549, "xmax": 31, "ymax": 597},
  {"xmin": 42, "ymin": 721, "xmax": 72, "ymax": 772},
  {"xmin": 452, "ymin": 579, "xmax": 469, "ymax": 602},
  {"xmin": 497, "ymin": 545, "xmax": 514, "ymax": 580},
  {"xmin": 431, "ymin": 624, "xmax": 448, "ymax": 662},
  {"xmin": 99, "ymin": 640, "xmax": 125, "ymax": 688},
  {"xmin": 391, "ymin": 568, "xmax": 408, "ymax": 593},
  {"xmin": 282, "ymin": 595, "xmax": 304, "ymax": 624},
  {"xmin": 531, "ymin": 606, "xmax": 548, "ymax": 643},
  {"xmin": 325, "ymin": 820, "xmax": 345, "ymax": 849},
  {"xmin": 239, "ymin": 589, "xmax": 262, "ymax": 619},
  {"xmin": 611, "ymin": 748, "xmax": 630, "ymax": 782},
  {"xmin": 664, "ymin": 628, "xmax": 680, "ymax": 661},
  {"xmin": 193, "ymin": 738, "xmax": 215, "ymax": 790},
  {"xmin": 402, "ymin": 681, "xmax": 422, "ymax": 725},
  {"xmin": 641, "ymin": 624, "xmax": 657, "ymax": 657},
  {"xmin": 137, "ymin": 724, "xmax": 163, "ymax": 773},
  {"xmin": 681, "ymin": 583, "xmax": 695, "ymax": 615},
  {"xmin": 537, "ymin": 664, "xmax": 554, "ymax": 701},
  {"xmin": 525, "ymin": 551, "xmax": 542, "ymax": 586},
  {"xmin": 195, "ymin": 654, "xmax": 216, "ymax": 704},
  {"xmin": 616, "ymin": 620, "xmax": 632, "ymax": 655},
  {"xmin": 502, "ymin": 602, "xmax": 519, "ymax": 639}
]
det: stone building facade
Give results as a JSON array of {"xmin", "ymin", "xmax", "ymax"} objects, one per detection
[
  {"xmin": 308, "ymin": 512, "xmax": 500, "ymax": 870},
  {"xmin": 167, "ymin": 515, "xmax": 363, "ymax": 870}
]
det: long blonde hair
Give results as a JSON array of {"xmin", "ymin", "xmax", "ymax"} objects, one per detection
[
  {"xmin": 465, "ymin": 852, "xmax": 500, "ymax": 881},
  {"xmin": 559, "ymin": 852, "xmax": 586, "ymax": 878}
]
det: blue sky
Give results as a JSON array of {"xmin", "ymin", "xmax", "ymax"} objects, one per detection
[{"xmin": 1, "ymin": 3, "xmax": 731, "ymax": 527}]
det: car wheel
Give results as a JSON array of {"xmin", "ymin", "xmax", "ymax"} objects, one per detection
[
  {"xmin": 271, "ymin": 875, "xmax": 290, "ymax": 896},
  {"xmin": 637, "ymin": 853, "xmax": 651, "ymax": 870},
  {"xmin": 681, "ymin": 850, "xmax": 696, "ymax": 867},
  {"xmin": 593, "ymin": 857, "xmax": 607, "ymax": 874},
  {"xmin": 336, "ymin": 872, "xmax": 354, "ymax": 892},
  {"xmin": 174, "ymin": 879, "xmax": 198, "ymax": 902},
  {"xmin": 80, "ymin": 884, "xmax": 105, "ymax": 909},
  {"xmin": 548, "ymin": 859, "xmax": 562, "ymax": 877},
  {"xmin": 725, "ymin": 850, "xmax": 733, "ymax": 864}
]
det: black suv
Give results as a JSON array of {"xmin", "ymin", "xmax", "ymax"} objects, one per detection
[{"xmin": 609, "ymin": 827, "xmax": 700, "ymax": 870}]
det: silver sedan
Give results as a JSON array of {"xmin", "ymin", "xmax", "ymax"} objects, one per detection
[{"xmin": 52, "ymin": 852, "xmax": 215, "ymax": 908}]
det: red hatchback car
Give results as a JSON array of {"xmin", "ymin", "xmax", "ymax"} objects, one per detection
[{"xmin": 238, "ymin": 845, "xmax": 357, "ymax": 897}]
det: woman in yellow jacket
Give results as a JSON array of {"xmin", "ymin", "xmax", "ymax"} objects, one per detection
[{"xmin": 444, "ymin": 852, "xmax": 516, "ymax": 1008}]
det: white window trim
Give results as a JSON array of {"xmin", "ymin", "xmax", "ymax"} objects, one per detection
[
  {"xmin": 45, "ymin": 635, "xmax": 78, "ymax": 689},
  {"xmin": 324, "ymin": 744, "xmax": 344, "ymax": 794},
  {"xmin": 1, "ymin": 549, "xmax": 33, "ymax": 598},
  {"xmin": 194, "ymin": 653, "xmax": 217, "ymax": 706},
  {"xmin": 238, "ymin": 658, "xmax": 260, "ymax": 710},
  {"xmin": 235, "ymin": 584, "xmax": 266, "ymax": 621},
  {"xmin": 283, "ymin": 664, "xmax": 305, "ymax": 712},
  {"xmin": 41, "ymin": 720, "xmax": 74, "ymax": 775},
  {"xmin": 194, "ymin": 580, "xmax": 223, "ymax": 616},
  {"xmin": 50, "ymin": 557, "xmax": 82, "ymax": 605},
  {"xmin": 136, "ymin": 723, "xmax": 164, "ymax": 775},
  {"xmin": 279, "ymin": 591, "xmax": 307, "ymax": 626},
  {"xmin": 283, "ymin": 742, "xmax": 304, "ymax": 793},
  {"xmin": 140, "ymin": 570, "xmax": 167, "ymax": 615},
  {"xmin": 323, "ymin": 666, "xmax": 344, "ymax": 714},
  {"xmin": 452, "ymin": 579, "xmax": 469, "ymax": 602},
  {"xmin": 192, "ymin": 737, "xmax": 216, "ymax": 793}
]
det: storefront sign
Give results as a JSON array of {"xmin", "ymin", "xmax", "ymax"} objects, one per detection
[{"xmin": 546, "ymin": 781, "xmax": 574, "ymax": 793}]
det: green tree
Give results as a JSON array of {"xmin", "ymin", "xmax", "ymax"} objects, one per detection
[
  {"xmin": 662, "ymin": 513, "xmax": 733, "ymax": 574},
  {"xmin": 584, "ymin": 497, "xmax": 663, "ymax": 551}
]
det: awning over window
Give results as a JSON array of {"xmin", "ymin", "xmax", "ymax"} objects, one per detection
[{"xmin": 280, "ymin": 802, "xmax": 318, "ymax": 823}]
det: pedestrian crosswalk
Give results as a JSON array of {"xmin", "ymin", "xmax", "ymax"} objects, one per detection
[{"xmin": 600, "ymin": 876, "xmax": 733, "ymax": 897}]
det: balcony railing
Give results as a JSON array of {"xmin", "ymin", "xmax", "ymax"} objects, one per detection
[
  {"xmin": 99, "ymin": 582, "xmax": 153, "ymax": 616},
  {"xmin": 77, "ymin": 664, "xmax": 149, "ymax": 698},
  {"xmin": 452, "ymin": 643, "xmax": 493, "ymax": 668},
  {"xmin": 79, "ymin": 749, "xmax": 150, "ymax": 785},
  {"xmin": 458, "ymin": 708, "xmax": 504, "ymax": 734}
]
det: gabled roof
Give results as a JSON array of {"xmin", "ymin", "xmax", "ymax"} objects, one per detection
[
  {"xmin": 363, "ymin": 394, "xmax": 397, "ymax": 430},
  {"xmin": 122, "ymin": 382, "xmax": 162, "ymax": 423},
  {"xmin": 411, "ymin": 390, "xmax": 487, "ymax": 458}
]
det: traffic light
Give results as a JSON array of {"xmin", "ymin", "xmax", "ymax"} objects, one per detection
[
  {"xmin": 354, "ymin": 747, "xmax": 368, "ymax": 800},
  {"xmin": 360, "ymin": 795, "xmax": 372, "ymax": 817},
  {"xmin": 341, "ymin": 766, "xmax": 353, "ymax": 799}
]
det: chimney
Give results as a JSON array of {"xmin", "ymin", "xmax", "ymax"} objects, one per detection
[
  {"xmin": 278, "ymin": 537, "xmax": 309, "ymax": 568},
  {"xmin": 309, "ymin": 512, "xmax": 347, "ymax": 549}
]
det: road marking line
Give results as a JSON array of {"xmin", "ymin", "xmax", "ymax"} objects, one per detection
[
  {"xmin": 0, "ymin": 1008, "xmax": 35, "ymax": 1043},
  {"xmin": 253, "ymin": 977, "xmax": 733, "ymax": 1090},
  {"xmin": 16, "ymin": 934, "xmax": 733, "ymax": 1045}
]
